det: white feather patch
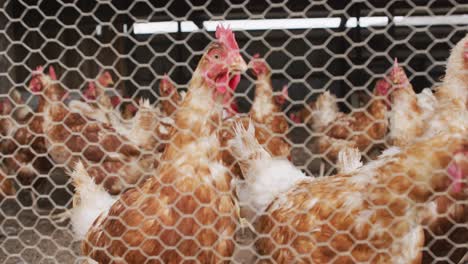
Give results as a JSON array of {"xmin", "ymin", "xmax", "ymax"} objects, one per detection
[
  {"xmin": 230, "ymin": 121, "xmax": 308, "ymax": 214},
  {"xmin": 337, "ymin": 147, "xmax": 363, "ymax": 174},
  {"xmin": 69, "ymin": 161, "xmax": 116, "ymax": 240},
  {"xmin": 68, "ymin": 100, "xmax": 108, "ymax": 124}
]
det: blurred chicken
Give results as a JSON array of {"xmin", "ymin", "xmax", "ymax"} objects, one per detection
[
  {"xmin": 247, "ymin": 54, "xmax": 290, "ymax": 157},
  {"xmin": 290, "ymin": 73, "xmax": 390, "ymax": 164},
  {"xmin": 388, "ymin": 35, "xmax": 468, "ymax": 264},
  {"xmin": 158, "ymin": 74, "xmax": 184, "ymax": 117},
  {"xmin": 230, "ymin": 121, "xmax": 467, "ymax": 263},
  {"xmin": 0, "ymin": 98, "xmax": 19, "ymax": 197},
  {"xmin": 388, "ymin": 60, "xmax": 437, "ymax": 147},
  {"xmin": 0, "ymin": 167, "xmax": 15, "ymax": 198},
  {"xmin": 29, "ymin": 66, "xmax": 155, "ymax": 196},
  {"xmin": 82, "ymin": 71, "xmax": 115, "ymax": 109},
  {"xmin": 221, "ymin": 54, "xmax": 291, "ymax": 181},
  {"xmin": 76, "ymin": 72, "xmax": 131, "ymax": 127},
  {"xmin": 0, "ymin": 91, "xmax": 51, "ymax": 201},
  {"xmin": 73, "ymin": 25, "xmax": 247, "ymax": 263},
  {"xmin": 119, "ymin": 97, "xmax": 139, "ymax": 120},
  {"xmin": 390, "ymin": 35, "xmax": 468, "ymax": 146}
]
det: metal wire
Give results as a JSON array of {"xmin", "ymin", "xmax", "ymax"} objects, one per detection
[{"xmin": 0, "ymin": 0, "xmax": 467, "ymax": 263}]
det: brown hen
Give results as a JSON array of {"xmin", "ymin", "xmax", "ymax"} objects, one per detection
[
  {"xmin": 75, "ymin": 25, "xmax": 247, "ymax": 263},
  {"xmin": 230, "ymin": 121, "xmax": 467, "ymax": 264}
]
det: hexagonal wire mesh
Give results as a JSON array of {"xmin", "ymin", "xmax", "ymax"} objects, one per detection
[{"xmin": 0, "ymin": 0, "xmax": 467, "ymax": 263}]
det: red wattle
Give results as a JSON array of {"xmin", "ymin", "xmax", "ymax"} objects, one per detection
[
  {"xmin": 216, "ymin": 86, "xmax": 227, "ymax": 94},
  {"xmin": 215, "ymin": 72, "xmax": 229, "ymax": 94},
  {"xmin": 229, "ymin": 74, "xmax": 241, "ymax": 91}
]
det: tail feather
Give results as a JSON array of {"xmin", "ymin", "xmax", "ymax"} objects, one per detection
[
  {"xmin": 70, "ymin": 161, "xmax": 116, "ymax": 240},
  {"xmin": 337, "ymin": 147, "xmax": 363, "ymax": 174},
  {"xmin": 230, "ymin": 120, "xmax": 271, "ymax": 164}
]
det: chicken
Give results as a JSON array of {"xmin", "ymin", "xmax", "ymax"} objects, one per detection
[
  {"xmin": 438, "ymin": 35, "xmax": 468, "ymax": 109},
  {"xmin": 29, "ymin": 66, "xmax": 155, "ymax": 196},
  {"xmin": 218, "ymin": 55, "xmax": 292, "ymax": 230},
  {"xmin": 229, "ymin": 121, "xmax": 467, "ymax": 263},
  {"xmin": 388, "ymin": 35, "xmax": 468, "ymax": 264},
  {"xmin": 153, "ymin": 75, "xmax": 186, "ymax": 152},
  {"xmin": 0, "ymin": 92, "xmax": 50, "ymax": 195},
  {"xmin": 118, "ymin": 96, "xmax": 139, "ymax": 120},
  {"xmin": 247, "ymin": 54, "xmax": 290, "ymax": 156},
  {"xmin": 77, "ymin": 74, "xmax": 177, "ymax": 154},
  {"xmin": 158, "ymin": 74, "xmax": 184, "ymax": 117},
  {"xmin": 73, "ymin": 25, "xmax": 247, "ymax": 263},
  {"xmin": 0, "ymin": 98, "xmax": 18, "ymax": 197},
  {"xmin": 390, "ymin": 34, "xmax": 468, "ymax": 147},
  {"xmin": 82, "ymin": 71, "xmax": 115, "ymax": 110},
  {"xmin": 75, "ymin": 72, "xmax": 130, "ymax": 127},
  {"xmin": 291, "ymin": 70, "xmax": 391, "ymax": 164},
  {"xmin": 0, "ymin": 166, "xmax": 15, "ymax": 197},
  {"xmin": 387, "ymin": 60, "xmax": 437, "ymax": 147},
  {"xmin": 220, "ymin": 55, "xmax": 291, "ymax": 180}
]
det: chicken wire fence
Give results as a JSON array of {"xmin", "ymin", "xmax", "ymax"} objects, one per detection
[{"xmin": 0, "ymin": 0, "xmax": 467, "ymax": 263}]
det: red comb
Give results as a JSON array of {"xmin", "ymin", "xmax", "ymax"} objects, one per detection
[
  {"xmin": 253, "ymin": 53, "xmax": 260, "ymax": 59},
  {"xmin": 215, "ymin": 25, "xmax": 239, "ymax": 51},
  {"xmin": 289, "ymin": 113, "xmax": 301, "ymax": 124},
  {"xmin": 84, "ymin": 82, "xmax": 97, "ymax": 99},
  {"xmin": 110, "ymin": 96, "xmax": 121, "ymax": 107},
  {"xmin": 282, "ymin": 85, "xmax": 288, "ymax": 97},
  {"xmin": 103, "ymin": 71, "xmax": 111, "ymax": 79},
  {"xmin": 97, "ymin": 71, "xmax": 114, "ymax": 87},
  {"xmin": 49, "ymin": 66, "xmax": 57, "ymax": 80}
]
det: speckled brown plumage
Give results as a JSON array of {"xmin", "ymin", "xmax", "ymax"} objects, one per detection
[
  {"xmin": 81, "ymin": 27, "xmax": 247, "ymax": 263},
  {"xmin": 254, "ymin": 133, "xmax": 467, "ymax": 264}
]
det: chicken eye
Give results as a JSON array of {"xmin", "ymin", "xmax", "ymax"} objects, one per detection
[{"xmin": 213, "ymin": 54, "xmax": 220, "ymax": 60}]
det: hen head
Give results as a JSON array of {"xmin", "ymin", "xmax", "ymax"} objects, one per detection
[
  {"xmin": 29, "ymin": 66, "xmax": 56, "ymax": 93},
  {"xmin": 159, "ymin": 74, "xmax": 176, "ymax": 96},
  {"xmin": 84, "ymin": 82, "xmax": 97, "ymax": 100},
  {"xmin": 447, "ymin": 149, "xmax": 468, "ymax": 193},
  {"xmin": 389, "ymin": 58, "xmax": 409, "ymax": 87},
  {"xmin": 274, "ymin": 85, "xmax": 289, "ymax": 106},
  {"xmin": 249, "ymin": 53, "xmax": 270, "ymax": 77},
  {"xmin": 98, "ymin": 71, "xmax": 114, "ymax": 87},
  {"xmin": 374, "ymin": 59, "xmax": 409, "ymax": 108},
  {"xmin": 197, "ymin": 25, "xmax": 247, "ymax": 106}
]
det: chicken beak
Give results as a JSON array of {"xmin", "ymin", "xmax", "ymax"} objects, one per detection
[{"xmin": 230, "ymin": 55, "xmax": 248, "ymax": 74}]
